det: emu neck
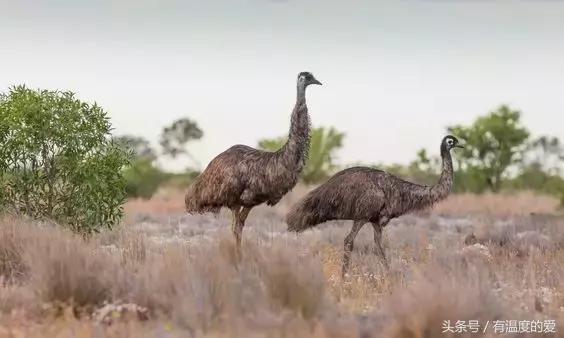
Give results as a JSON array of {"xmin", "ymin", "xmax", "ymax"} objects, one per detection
[
  {"xmin": 297, "ymin": 83, "xmax": 306, "ymax": 100},
  {"xmin": 430, "ymin": 145, "xmax": 454, "ymax": 201},
  {"xmin": 278, "ymin": 83, "xmax": 311, "ymax": 171}
]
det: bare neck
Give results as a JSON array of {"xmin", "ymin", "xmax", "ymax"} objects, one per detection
[
  {"xmin": 297, "ymin": 82, "xmax": 306, "ymax": 101},
  {"xmin": 278, "ymin": 83, "xmax": 311, "ymax": 171},
  {"xmin": 430, "ymin": 144, "xmax": 454, "ymax": 201}
]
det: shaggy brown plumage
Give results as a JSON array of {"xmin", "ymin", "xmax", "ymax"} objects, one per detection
[
  {"xmin": 185, "ymin": 72, "xmax": 322, "ymax": 248},
  {"xmin": 287, "ymin": 135, "xmax": 463, "ymax": 275}
]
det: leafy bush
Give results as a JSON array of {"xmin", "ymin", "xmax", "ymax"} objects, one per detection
[
  {"xmin": 507, "ymin": 164, "xmax": 564, "ymax": 206},
  {"xmin": 160, "ymin": 170, "xmax": 200, "ymax": 190},
  {"xmin": 0, "ymin": 86, "xmax": 130, "ymax": 233},
  {"xmin": 115, "ymin": 133, "xmax": 201, "ymax": 199},
  {"xmin": 122, "ymin": 159, "xmax": 167, "ymax": 199}
]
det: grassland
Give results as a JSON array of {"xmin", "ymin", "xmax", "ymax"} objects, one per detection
[{"xmin": 1, "ymin": 189, "xmax": 563, "ymax": 337}]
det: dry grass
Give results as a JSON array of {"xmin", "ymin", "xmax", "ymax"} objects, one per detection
[
  {"xmin": 433, "ymin": 191, "xmax": 561, "ymax": 217},
  {"xmin": 1, "ymin": 192, "xmax": 564, "ymax": 337},
  {"xmin": 124, "ymin": 187, "xmax": 562, "ymax": 222}
]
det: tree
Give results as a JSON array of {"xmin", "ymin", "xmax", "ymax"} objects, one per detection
[
  {"xmin": 114, "ymin": 135, "xmax": 165, "ymax": 199},
  {"xmin": 113, "ymin": 135, "xmax": 156, "ymax": 162},
  {"xmin": 116, "ymin": 129, "xmax": 205, "ymax": 199},
  {"xmin": 258, "ymin": 126, "xmax": 345, "ymax": 184},
  {"xmin": 447, "ymin": 105, "xmax": 529, "ymax": 192},
  {"xmin": 159, "ymin": 118, "xmax": 203, "ymax": 164},
  {"xmin": 405, "ymin": 149, "xmax": 441, "ymax": 186},
  {"xmin": 122, "ymin": 159, "xmax": 166, "ymax": 199},
  {"xmin": 525, "ymin": 136, "xmax": 564, "ymax": 174},
  {"xmin": 0, "ymin": 86, "xmax": 130, "ymax": 233}
]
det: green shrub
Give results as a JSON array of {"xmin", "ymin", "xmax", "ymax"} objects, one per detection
[
  {"xmin": 0, "ymin": 86, "xmax": 130, "ymax": 233},
  {"xmin": 123, "ymin": 159, "xmax": 166, "ymax": 199},
  {"xmin": 506, "ymin": 164, "xmax": 564, "ymax": 206},
  {"xmin": 160, "ymin": 170, "xmax": 200, "ymax": 189}
]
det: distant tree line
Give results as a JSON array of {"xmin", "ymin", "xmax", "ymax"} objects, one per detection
[
  {"xmin": 374, "ymin": 105, "xmax": 564, "ymax": 205},
  {"xmin": 113, "ymin": 118, "xmax": 203, "ymax": 199}
]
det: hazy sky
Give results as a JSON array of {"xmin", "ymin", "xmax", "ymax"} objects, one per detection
[{"xmin": 1, "ymin": 0, "xmax": 563, "ymax": 170}]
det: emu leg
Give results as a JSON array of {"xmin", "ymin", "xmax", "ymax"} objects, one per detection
[
  {"xmin": 230, "ymin": 207, "xmax": 242, "ymax": 247},
  {"xmin": 371, "ymin": 218, "xmax": 389, "ymax": 268},
  {"xmin": 233, "ymin": 207, "xmax": 252, "ymax": 249},
  {"xmin": 342, "ymin": 220, "xmax": 366, "ymax": 278}
]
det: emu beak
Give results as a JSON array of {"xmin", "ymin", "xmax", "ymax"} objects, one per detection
[
  {"xmin": 455, "ymin": 144, "xmax": 465, "ymax": 149},
  {"xmin": 311, "ymin": 78, "xmax": 322, "ymax": 86}
]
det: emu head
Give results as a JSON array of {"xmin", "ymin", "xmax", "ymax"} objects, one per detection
[
  {"xmin": 443, "ymin": 135, "xmax": 464, "ymax": 151},
  {"xmin": 297, "ymin": 72, "xmax": 322, "ymax": 87}
]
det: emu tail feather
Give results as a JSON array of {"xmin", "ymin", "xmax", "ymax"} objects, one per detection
[
  {"xmin": 184, "ymin": 185, "xmax": 200, "ymax": 213},
  {"xmin": 286, "ymin": 196, "xmax": 326, "ymax": 232},
  {"xmin": 184, "ymin": 179, "xmax": 221, "ymax": 214}
]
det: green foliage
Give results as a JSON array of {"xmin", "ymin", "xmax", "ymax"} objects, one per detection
[
  {"xmin": 406, "ymin": 149, "xmax": 441, "ymax": 186},
  {"xmin": 258, "ymin": 127, "xmax": 345, "ymax": 184},
  {"xmin": 121, "ymin": 160, "xmax": 200, "ymax": 200},
  {"xmin": 509, "ymin": 164, "xmax": 564, "ymax": 194},
  {"xmin": 116, "ymin": 131, "xmax": 202, "ymax": 199},
  {"xmin": 0, "ymin": 86, "xmax": 130, "ymax": 233},
  {"xmin": 160, "ymin": 170, "xmax": 201, "ymax": 189},
  {"xmin": 448, "ymin": 105, "xmax": 530, "ymax": 192},
  {"xmin": 506, "ymin": 164, "xmax": 564, "ymax": 206},
  {"xmin": 508, "ymin": 136, "xmax": 564, "ymax": 205},
  {"xmin": 122, "ymin": 159, "xmax": 166, "ymax": 199},
  {"xmin": 371, "ymin": 149, "xmax": 440, "ymax": 188},
  {"xmin": 382, "ymin": 107, "xmax": 563, "ymax": 200},
  {"xmin": 160, "ymin": 118, "xmax": 203, "ymax": 159},
  {"xmin": 452, "ymin": 167, "xmax": 491, "ymax": 193},
  {"xmin": 114, "ymin": 135, "xmax": 164, "ymax": 199},
  {"xmin": 258, "ymin": 137, "xmax": 285, "ymax": 153},
  {"xmin": 304, "ymin": 127, "xmax": 345, "ymax": 183},
  {"xmin": 113, "ymin": 135, "xmax": 156, "ymax": 161},
  {"xmin": 525, "ymin": 136, "xmax": 564, "ymax": 174}
]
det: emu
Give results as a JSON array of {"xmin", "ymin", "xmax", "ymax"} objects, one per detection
[
  {"xmin": 287, "ymin": 135, "xmax": 463, "ymax": 276},
  {"xmin": 185, "ymin": 72, "xmax": 322, "ymax": 249}
]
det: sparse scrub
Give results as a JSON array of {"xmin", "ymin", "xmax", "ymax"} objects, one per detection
[
  {"xmin": 381, "ymin": 260, "xmax": 508, "ymax": 338},
  {"xmin": 257, "ymin": 244, "xmax": 326, "ymax": 319},
  {"xmin": 433, "ymin": 191, "xmax": 560, "ymax": 217},
  {"xmin": 22, "ymin": 226, "xmax": 119, "ymax": 309},
  {"xmin": 1, "ymin": 208, "xmax": 563, "ymax": 337},
  {"xmin": 122, "ymin": 159, "xmax": 167, "ymax": 199},
  {"xmin": 0, "ymin": 218, "xmax": 29, "ymax": 282}
]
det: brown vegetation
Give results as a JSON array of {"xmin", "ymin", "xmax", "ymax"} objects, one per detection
[
  {"xmin": 433, "ymin": 191, "xmax": 561, "ymax": 217},
  {"xmin": 125, "ymin": 186, "xmax": 561, "ymax": 222},
  {"xmin": 1, "ymin": 194, "xmax": 563, "ymax": 337}
]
